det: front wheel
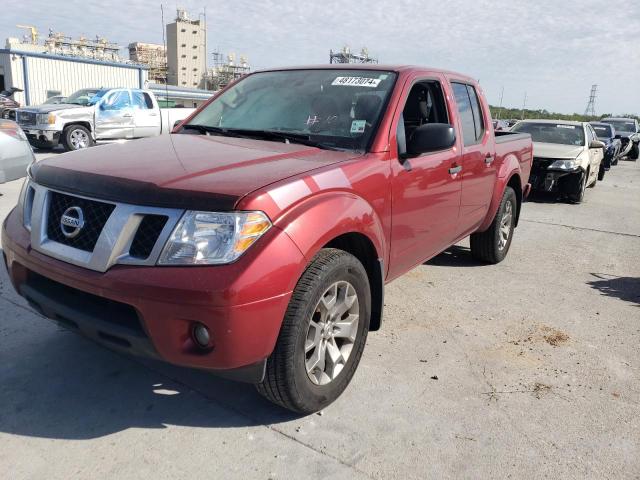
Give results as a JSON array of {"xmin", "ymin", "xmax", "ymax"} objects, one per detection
[
  {"xmin": 256, "ymin": 249, "xmax": 371, "ymax": 414},
  {"xmin": 597, "ymin": 163, "xmax": 605, "ymax": 181},
  {"xmin": 470, "ymin": 186, "xmax": 517, "ymax": 264},
  {"xmin": 630, "ymin": 143, "xmax": 639, "ymax": 161},
  {"xmin": 567, "ymin": 170, "xmax": 587, "ymax": 203},
  {"xmin": 62, "ymin": 125, "xmax": 94, "ymax": 151}
]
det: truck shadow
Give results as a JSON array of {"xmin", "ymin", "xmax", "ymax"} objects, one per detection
[
  {"xmin": 0, "ymin": 322, "xmax": 303, "ymax": 440},
  {"xmin": 587, "ymin": 273, "xmax": 640, "ymax": 307},
  {"xmin": 425, "ymin": 245, "xmax": 486, "ymax": 268}
]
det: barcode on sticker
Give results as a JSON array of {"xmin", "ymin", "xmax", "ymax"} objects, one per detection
[{"xmin": 332, "ymin": 77, "xmax": 381, "ymax": 88}]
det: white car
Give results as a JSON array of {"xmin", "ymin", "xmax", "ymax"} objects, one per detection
[
  {"xmin": 511, "ymin": 120, "xmax": 604, "ymax": 203},
  {"xmin": 0, "ymin": 120, "xmax": 35, "ymax": 184}
]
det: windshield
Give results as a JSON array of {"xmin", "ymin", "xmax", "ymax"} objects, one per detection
[
  {"xmin": 602, "ymin": 120, "xmax": 636, "ymax": 133},
  {"xmin": 511, "ymin": 122, "xmax": 585, "ymax": 146},
  {"xmin": 591, "ymin": 124, "xmax": 613, "ymax": 140},
  {"xmin": 87, "ymin": 89, "xmax": 111, "ymax": 106},
  {"xmin": 65, "ymin": 89, "xmax": 100, "ymax": 105},
  {"xmin": 183, "ymin": 69, "xmax": 398, "ymax": 151}
]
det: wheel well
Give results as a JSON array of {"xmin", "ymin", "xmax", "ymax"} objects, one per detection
[
  {"xmin": 324, "ymin": 233, "xmax": 384, "ymax": 331},
  {"xmin": 64, "ymin": 121, "xmax": 92, "ymax": 133},
  {"xmin": 507, "ymin": 174, "xmax": 523, "ymax": 226}
]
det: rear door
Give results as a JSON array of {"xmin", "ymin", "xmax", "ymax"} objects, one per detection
[
  {"xmin": 388, "ymin": 74, "xmax": 463, "ymax": 278},
  {"xmin": 132, "ymin": 91, "xmax": 161, "ymax": 138},
  {"xmin": 94, "ymin": 89, "xmax": 134, "ymax": 139},
  {"xmin": 450, "ymin": 81, "xmax": 496, "ymax": 236}
]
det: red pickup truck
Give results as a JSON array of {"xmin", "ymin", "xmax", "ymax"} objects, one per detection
[{"xmin": 2, "ymin": 65, "xmax": 532, "ymax": 413}]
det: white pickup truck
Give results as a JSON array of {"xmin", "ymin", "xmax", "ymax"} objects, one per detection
[{"xmin": 16, "ymin": 88, "xmax": 196, "ymax": 151}]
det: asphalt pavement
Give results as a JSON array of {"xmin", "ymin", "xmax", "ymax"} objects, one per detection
[{"xmin": 1, "ymin": 152, "xmax": 638, "ymax": 479}]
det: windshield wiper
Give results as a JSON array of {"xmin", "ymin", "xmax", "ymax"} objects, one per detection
[
  {"xmin": 180, "ymin": 125, "xmax": 338, "ymax": 150},
  {"xmin": 226, "ymin": 129, "xmax": 339, "ymax": 150}
]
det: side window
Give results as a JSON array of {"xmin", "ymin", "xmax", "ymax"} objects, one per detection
[
  {"xmin": 104, "ymin": 91, "xmax": 131, "ymax": 110},
  {"xmin": 397, "ymin": 80, "xmax": 449, "ymax": 155},
  {"xmin": 467, "ymin": 85, "xmax": 485, "ymax": 142},
  {"xmin": 452, "ymin": 82, "xmax": 476, "ymax": 147},
  {"xmin": 132, "ymin": 91, "xmax": 153, "ymax": 109}
]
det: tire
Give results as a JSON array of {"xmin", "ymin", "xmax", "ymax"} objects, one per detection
[
  {"xmin": 61, "ymin": 125, "xmax": 93, "ymax": 151},
  {"xmin": 567, "ymin": 169, "xmax": 587, "ymax": 204},
  {"xmin": 631, "ymin": 143, "xmax": 639, "ymax": 161},
  {"xmin": 470, "ymin": 186, "xmax": 517, "ymax": 264},
  {"xmin": 256, "ymin": 248, "xmax": 371, "ymax": 414},
  {"xmin": 597, "ymin": 164, "xmax": 605, "ymax": 181}
]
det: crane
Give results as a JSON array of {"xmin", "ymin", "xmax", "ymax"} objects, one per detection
[{"xmin": 16, "ymin": 24, "xmax": 39, "ymax": 44}]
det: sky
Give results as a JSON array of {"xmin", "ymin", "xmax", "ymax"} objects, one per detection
[{"xmin": 1, "ymin": 0, "xmax": 639, "ymax": 115}]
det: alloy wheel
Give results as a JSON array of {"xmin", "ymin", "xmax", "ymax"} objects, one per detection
[
  {"xmin": 70, "ymin": 129, "xmax": 89, "ymax": 149},
  {"xmin": 305, "ymin": 280, "xmax": 359, "ymax": 386},
  {"xmin": 498, "ymin": 200, "xmax": 513, "ymax": 250}
]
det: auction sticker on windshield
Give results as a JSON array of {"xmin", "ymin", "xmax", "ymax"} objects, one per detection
[{"xmin": 332, "ymin": 77, "xmax": 382, "ymax": 87}]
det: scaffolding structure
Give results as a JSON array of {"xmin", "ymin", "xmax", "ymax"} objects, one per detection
[
  {"xmin": 42, "ymin": 29, "xmax": 122, "ymax": 62},
  {"xmin": 204, "ymin": 51, "xmax": 250, "ymax": 90},
  {"xmin": 128, "ymin": 42, "xmax": 167, "ymax": 83},
  {"xmin": 329, "ymin": 46, "xmax": 378, "ymax": 64},
  {"xmin": 584, "ymin": 84, "xmax": 597, "ymax": 117}
]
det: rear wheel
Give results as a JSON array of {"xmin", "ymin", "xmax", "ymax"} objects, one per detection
[
  {"xmin": 470, "ymin": 186, "xmax": 517, "ymax": 264},
  {"xmin": 256, "ymin": 249, "xmax": 371, "ymax": 414},
  {"xmin": 62, "ymin": 125, "xmax": 93, "ymax": 151}
]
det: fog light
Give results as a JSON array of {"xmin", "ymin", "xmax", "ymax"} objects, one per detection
[{"xmin": 192, "ymin": 323, "xmax": 211, "ymax": 348}]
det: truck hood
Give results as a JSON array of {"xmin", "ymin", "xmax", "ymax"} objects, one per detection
[
  {"xmin": 533, "ymin": 142, "xmax": 584, "ymax": 159},
  {"xmin": 19, "ymin": 104, "xmax": 88, "ymax": 114},
  {"xmin": 31, "ymin": 134, "xmax": 358, "ymax": 210}
]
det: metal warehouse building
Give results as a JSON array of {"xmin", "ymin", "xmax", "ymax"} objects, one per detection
[{"xmin": 0, "ymin": 48, "xmax": 148, "ymax": 106}]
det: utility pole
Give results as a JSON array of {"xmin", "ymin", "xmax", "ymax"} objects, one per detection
[
  {"xmin": 497, "ymin": 86, "xmax": 504, "ymax": 119},
  {"xmin": 584, "ymin": 84, "xmax": 597, "ymax": 117},
  {"xmin": 520, "ymin": 92, "xmax": 527, "ymax": 120}
]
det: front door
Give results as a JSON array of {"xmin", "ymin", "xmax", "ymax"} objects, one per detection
[
  {"xmin": 94, "ymin": 89, "xmax": 134, "ymax": 140},
  {"xmin": 388, "ymin": 77, "xmax": 462, "ymax": 279}
]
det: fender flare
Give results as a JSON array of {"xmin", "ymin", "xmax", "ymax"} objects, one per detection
[
  {"xmin": 477, "ymin": 153, "xmax": 523, "ymax": 232},
  {"xmin": 274, "ymin": 191, "xmax": 387, "ymax": 330}
]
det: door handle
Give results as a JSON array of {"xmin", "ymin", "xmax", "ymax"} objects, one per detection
[
  {"xmin": 449, "ymin": 165, "xmax": 462, "ymax": 174},
  {"xmin": 485, "ymin": 155, "xmax": 494, "ymax": 164}
]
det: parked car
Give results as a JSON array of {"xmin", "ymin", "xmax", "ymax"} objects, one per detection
[
  {"xmin": 42, "ymin": 95, "xmax": 67, "ymax": 105},
  {"xmin": 0, "ymin": 87, "xmax": 22, "ymax": 121},
  {"xmin": 511, "ymin": 119, "xmax": 604, "ymax": 202},
  {"xmin": 600, "ymin": 117, "xmax": 639, "ymax": 160},
  {"xmin": 16, "ymin": 88, "xmax": 195, "ymax": 152},
  {"xmin": 0, "ymin": 119, "xmax": 35, "ymax": 184},
  {"xmin": 492, "ymin": 119, "xmax": 509, "ymax": 131},
  {"xmin": 2, "ymin": 65, "xmax": 533, "ymax": 413},
  {"xmin": 590, "ymin": 121, "xmax": 621, "ymax": 170}
]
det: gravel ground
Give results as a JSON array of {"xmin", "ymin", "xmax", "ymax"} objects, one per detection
[{"xmin": 0, "ymin": 152, "xmax": 638, "ymax": 479}]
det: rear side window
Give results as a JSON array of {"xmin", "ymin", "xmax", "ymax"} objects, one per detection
[
  {"xmin": 452, "ymin": 82, "xmax": 485, "ymax": 146},
  {"xmin": 132, "ymin": 91, "xmax": 154, "ymax": 109}
]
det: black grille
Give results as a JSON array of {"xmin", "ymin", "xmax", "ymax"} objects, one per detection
[
  {"xmin": 531, "ymin": 157, "xmax": 554, "ymax": 174},
  {"xmin": 47, "ymin": 192, "xmax": 116, "ymax": 252},
  {"xmin": 129, "ymin": 215, "xmax": 168, "ymax": 259},
  {"xmin": 18, "ymin": 111, "xmax": 36, "ymax": 126}
]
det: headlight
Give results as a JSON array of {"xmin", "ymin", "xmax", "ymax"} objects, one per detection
[
  {"xmin": 158, "ymin": 211, "xmax": 271, "ymax": 265},
  {"xmin": 17, "ymin": 178, "xmax": 35, "ymax": 231},
  {"xmin": 548, "ymin": 159, "xmax": 578, "ymax": 170},
  {"xmin": 36, "ymin": 113, "xmax": 56, "ymax": 125}
]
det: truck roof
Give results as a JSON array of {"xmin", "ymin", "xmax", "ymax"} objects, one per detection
[
  {"xmin": 254, "ymin": 64, "xmax": 478, "ymax": 83},
  {"xmin": 601, "ymin": 117, "xmax": 637, "ymax": 121}
]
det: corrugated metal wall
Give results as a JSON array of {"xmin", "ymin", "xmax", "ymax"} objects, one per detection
[
  {"xmin": 24, "ymin": 56, "xmax": 147, "ymax": 105},
  {"xmin": 0, "ymin": 52, "xmax": 149, "ymax": 106}
]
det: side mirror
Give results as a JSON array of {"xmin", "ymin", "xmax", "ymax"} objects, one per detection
[
  {"xmin": 405, "ymin": 123, "xmax": 456, "ymax": 156},
  {"xmin": 173, "ymin": 120, "xmax": 182, "ymax": 129},
  {"xmin": 589, "ymin": 140, "xmax": 605, "ymax": 149}
]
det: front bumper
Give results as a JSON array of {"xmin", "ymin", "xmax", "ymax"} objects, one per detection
[
  {"xmin": 2, "ymin": 208, "xmax": 305, "ymax": 382},
  {"xmin": 529, "ymin": 167, "xmax": 582, "ymax": 193},
  {"xmin": 22, "ymin": 127, "xmax": 61, "ymax": 146}
]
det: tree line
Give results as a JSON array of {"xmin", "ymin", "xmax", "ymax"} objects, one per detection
[{"xmin": 489, "ymin": 105, "xmax": 640, "ymax": 122}]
